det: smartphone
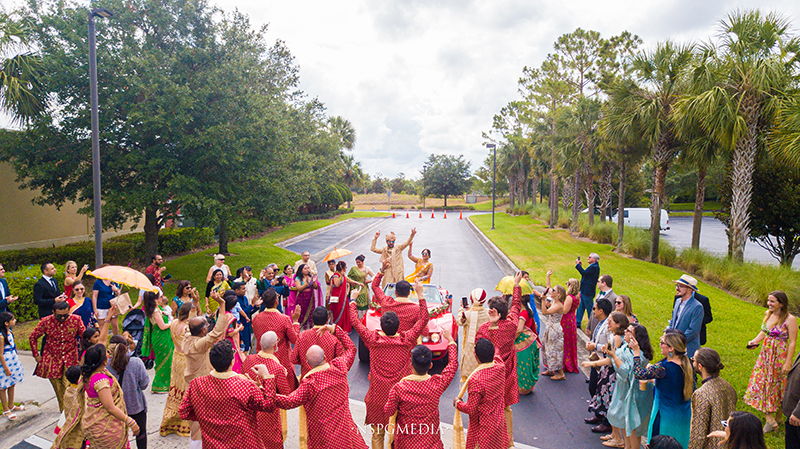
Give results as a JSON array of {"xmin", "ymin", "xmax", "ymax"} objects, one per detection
[
  {"xmin": 577, "ymin": 256, "xmax": 581, "ymax": 262},
  {"xmin": 461, "ymin": 297, "xmax": 468, "ymax": 309},
  {"xmin": 746, "ymin": 342, "xmax": 759, "ymax": 349}
]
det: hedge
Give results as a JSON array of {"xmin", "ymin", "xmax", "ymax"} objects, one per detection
[{"xmin": 0, "ymin": 227, "xmax": 214, "ymax": 271}]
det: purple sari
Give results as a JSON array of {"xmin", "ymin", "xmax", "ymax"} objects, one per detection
[{"xmin": 286, "ymin": 277, "xmax": 324, "ymax": 330}]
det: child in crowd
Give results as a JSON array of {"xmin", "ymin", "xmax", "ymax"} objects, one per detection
[{"xmin": 0, "ymin": 311, "xmax": 24, "ymax": 421}]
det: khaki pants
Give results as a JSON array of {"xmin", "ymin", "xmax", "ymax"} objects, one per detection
[
  {"xmin": 371, "ymin": 425, "xmax": 386, "ymax": 449},
  {"xmin": 505, "ymin": 407, "xmax": 514, "ymax": 447},
  {"xmin": 190, "ymin": 420, "xmax": 202, "ymax": 441},
  {"xmin": 49, "ymin": 371, "xmax": 68, "ymax": 412}
]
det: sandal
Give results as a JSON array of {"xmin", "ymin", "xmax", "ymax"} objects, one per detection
[
  {"xmin": 10, "ymin": 405, "xmax": 25, "ymax": 412},
  {"xmin": 601, "ymin": 434, "xmax": 614, "ymax": 441},
  {"xmin": 3, "ymin": 410, "xmax": 17, "ymax": 421},
  {"xmin": 763, "ymin": 421, "xmax": 777, "ymax": 433},
  {"xmin": 602, "ymin": 439, "xmax": 624, "ymax": 448}
]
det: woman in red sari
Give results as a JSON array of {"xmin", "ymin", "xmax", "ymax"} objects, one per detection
[
  {"xmin": 560, "ymin": 277, "xmax": 580, "ymax": 373},
  {"xmin": 329, "ymin": 261, "xmax": 365, "ymax": 333}
]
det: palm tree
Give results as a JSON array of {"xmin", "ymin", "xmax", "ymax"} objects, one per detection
[
  {"xmin": 603, "ymin": 41, "xmax": 693, "ymax": 262},
  {"xmin": 340, "ymin": 154, "xmax": 363, "ymax": 208},
  {"xmin": 328, "ymin": 116, "xmax": 356, "ymax": 150},
  {"xmin": 675, "ymin": 10, "xmax": 799, "ymax": 261},
  {"xmin": 0, "ymin": 13, "xmax": 43, "ymax": 122}
]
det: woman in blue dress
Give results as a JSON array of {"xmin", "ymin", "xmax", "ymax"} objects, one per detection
[
  {"xmin": 68, "ymin": 280, "xmax": 96, "ymax": 328},
  {"xmin": 633, "ymin": 329, "xmax": 693, "ymax": 448}
]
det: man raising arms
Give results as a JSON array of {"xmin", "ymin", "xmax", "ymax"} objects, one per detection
[{"xmin": 370, "ymin": 228, "xmax": 416, "ymax": 286}]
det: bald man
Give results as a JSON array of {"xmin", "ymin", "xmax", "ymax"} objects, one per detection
[
  {"xmin": 243, "ymin": 332, "xmax": 292, "ymax": 448},
  {"xmin": 275, "ymin": 324, "xmax": 367, "ymax": 449},
  {"xmin": 182, "ymin": 292, "xmax": 234, "ymax": 448},
  {"xmin": 370, "ymin": 228, "xmax": 416, "ymax": 286}
]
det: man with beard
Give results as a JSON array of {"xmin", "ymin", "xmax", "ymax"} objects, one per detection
[
  {"xmin": 370, "ymin": 229, "xmax": 416, "ymax": 286},
  {"xmin": 146, "ymin": 254, "xmax": 166, "ymax": 288}
]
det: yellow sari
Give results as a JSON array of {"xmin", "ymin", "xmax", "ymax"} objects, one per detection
[{"xmin": 404, "ymin": 261, "xmax": 432, "ymax": 284}]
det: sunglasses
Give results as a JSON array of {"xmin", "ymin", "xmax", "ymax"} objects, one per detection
[
  {"xmin": 615, "ymin": 301, "xmax": 622, "ymax": 304},
  {"xmin": 721, "ymin": 420, "xmax": 728, "ymax": 428},
  {"xmin": 386, "ymin": 240, "xmax": 396, "ymax": 243},
  {"xmin": 55, "ymin": 313, "xmax": 70, "ymax": 321}
]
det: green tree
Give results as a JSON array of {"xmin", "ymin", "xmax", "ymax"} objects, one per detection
[
  {"xmin": 328, "ymin": 116, "xmax": 356, "ymax": 151},
  {"xmin": 749, "ymin": 159, "xmax": 800, "ymax": 266},
  {"xmin": 0, "ymin": 12, "xmax": 43, "ymax": 122},
  {"xmin": 340, "ymin": 154, "xmax": 364, "ymax": 207},
  {"xmin": 422, "ymin": 154, "xmax": 471, "ymax": 206},
  {"xmin": 675, "ymin": 10, "xmax": 800, "ymax": 261}
]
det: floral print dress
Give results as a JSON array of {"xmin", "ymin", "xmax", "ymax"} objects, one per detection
[
  {"xmin": 744, "ymin": 320, "xmax": 790, "ymax": 413},
  {"xmin": 542, "ymin": 309, "xmax": 563, "ymax": 372}
]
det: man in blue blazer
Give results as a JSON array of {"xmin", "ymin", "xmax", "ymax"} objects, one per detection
[
  {"xmin": 575, "ymin": 253, "xmax": 600, "ymax": 330},
  {"xmin": 668, "ymin": 274, "xmax": 705, "ymax": 358},
  {"xmin": 0, "ymin": 264, "xmax": 18, "ymax": 313}
]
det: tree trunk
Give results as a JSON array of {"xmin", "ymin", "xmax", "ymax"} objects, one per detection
[
  {"xmin": 563, "ymin": 176, "xmax": 573, "ymax": 209},
  {"xmin": 728, "ymin": 102, "xmax": 759, "ymax": 262},
  {"xmin": 143, "ymin": 204, "xmax": 160, "ymax": 261},
  {"xmin": 549, "ymin": 145, "xmax": 558, "ymax": 228},
  {"xmin": 508, "ymin": 176, "xmax": 516, "ymax": 209},
  {"xmin": 691, "ymin": 164, "xmax": 707, "ymax": 249},
  {"xmin": 598, "ymin": 162, "xmax": 613, "ymax": 223},
  {"xmin": 444, "ymin": 195, "xmax": 448, "ymax": 207},
  {"xmin": 585, "ymin": 186, "xmax": 596, "ymax": 226},
  {"xmin": 218, "ymin": 214, "xmax": 230, "ymax": 254},
  {"xmin": 571, "ymin": 170, "xmax": 581, "ymax": 231},
  {"xmin": 650, "ymin": 162, "xmax": 667, "ymax": 263},
  {"xmin": 617, "ymin": 161, "xmax": 626, "ymax": 248}
]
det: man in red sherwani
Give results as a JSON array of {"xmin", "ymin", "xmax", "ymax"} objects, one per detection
[
  {"xmin": 384, "ymin": 330, "xmax": 458, "ymax": 449},
  {"xmin": 243, "ymin": 331, "xmax": 292, "ymax": 449},
  {"xmin": 275, "ymin": 324, "xmax": 367, "ymax": 449},
  {"xmin": 252, "ymin": 288, "xmax": 301, "ymax": 389},
  {"xmin": 29, "ymin": 301, "xmax": 85, "ymax": 412},
  {"xmin": 349, "ymin": 283, "xmax": 428, "ymax": 449},
  {"xmin": 179, "ymin": 340, "xmax": 277, "ymax": 449},
  {"xmin": 475, "ymin": 271, "xmax": 522, "ymax": 446},
  {"xmin": 455, "ymin": 338, "xmax": 510, "ymax": 449},
  {"xmin": 371, "ymin": 261, "xmax": 423, "ymax": 333},
  {"xmin": 289, "ymin": 306, "xmax": 344, "ymax": 378}
]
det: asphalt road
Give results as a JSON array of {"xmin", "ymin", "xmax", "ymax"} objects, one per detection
[
  {"xmin": 287, "ymin": 212, "xmax": 601, "ymax": 449},
  {"xmin": 661, "ymin": 216, "xmax": 800, "ymax": 269}
]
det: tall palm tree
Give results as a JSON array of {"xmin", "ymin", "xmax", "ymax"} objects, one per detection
[
  {"xmin": 328, "ymin": 116, "xmax": 356, "ymax": 151},
  {"xmin": 340, "ymin": 153, "xmax": 363, "ymax": 208},
  {"xmin": 0, "ymin": 13, "xmax": 43, "ymax": 122},
  {"xmin": 603, "ymin": 41, "xmax": 693, "ymax": 262},
  {"xmin": 675, "ymin": 10, "xmax": 799, "ymax": 261}
]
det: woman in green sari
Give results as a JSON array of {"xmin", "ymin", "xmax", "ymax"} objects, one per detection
[
  {"xmin": 142, "ymin": 291, "xmax": 173, "ymax": 393},
  {"xmin": 347, "ymin": 254, "xmax": 374, "ymax": 319},
  {"xmin": 515, "ymin": 294, "xmax": 540, "ymax": 395}
]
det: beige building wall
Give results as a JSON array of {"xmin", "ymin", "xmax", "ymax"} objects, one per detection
[{"xmin": 0, "ymin": 162, "xmax": 142, "ymax": 251}]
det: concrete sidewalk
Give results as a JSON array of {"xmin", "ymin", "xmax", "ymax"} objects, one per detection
[{"xmin": 3, "ymin": 351, "xmax": 538, "ymax": 449}]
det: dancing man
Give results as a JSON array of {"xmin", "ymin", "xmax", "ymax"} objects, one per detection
[{"xmin": 370, "ymin": 228, "xmax": 416, "ymax": 286}]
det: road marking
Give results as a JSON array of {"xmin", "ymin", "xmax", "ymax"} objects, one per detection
[{"xmin": 23, "ymin": 435, "xmax": 52, "ymax": 449}]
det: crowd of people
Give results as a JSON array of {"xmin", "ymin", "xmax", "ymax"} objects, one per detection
[{"xmin": 0, "ymin": 232, "xmax": 797, "ymax": 449}]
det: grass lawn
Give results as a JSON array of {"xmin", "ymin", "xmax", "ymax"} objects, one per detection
[
  {"xmin": 15, "ymin": 211, "xmax": 387, "ymax": 351},
  {"xmin": 668, "ymin": 211, "xmax": 715, "ymax": 217},
  {"xmin": 471, "ymin": 213, "xmax": 785, "ymax": 448},
  {"xmin": 670, "ymin": 201, "xmax": 722, "ymax": 212}
]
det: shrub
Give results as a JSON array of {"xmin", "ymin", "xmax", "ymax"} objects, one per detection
[
  {"xmin": 530, "ymin": 204, "xmax": 551, "ymax": 222},
  {"xmin": 588, "ymin": 221, "xmax": 618, "ymax": 245},
  {"xmin": 296, "ymin": 207, "xmax": 354, "ymax": 221},
  {"xmin": 620, "ymin": 227, "xmax": 650, "ymax": 260},
  {"xmin": 658, "ymin": 240, "xmax": 678, "ymax": 266},
  {"xmin": 6, "ymin": 264, "xmax": 66, "ymax": 322},
  {"xmin": 557, "ymin": 214, "xmax": 571, "ymax": 229}
]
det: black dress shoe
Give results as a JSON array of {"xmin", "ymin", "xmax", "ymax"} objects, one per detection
[
  {"xmin": 584, "ymin": 416, "xmax": 602, "ymax": 424},
  {"xmin": 591, "ymin": 424, "xmax": 612, "ymax": 433}
]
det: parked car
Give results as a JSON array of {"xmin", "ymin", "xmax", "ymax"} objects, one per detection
[
  {"xmin": 612, "ymin": 208, "xmax": 670, "ymax": 230},
  {"xmin": 358, "ymin": 283, "xmax": 457, "ymax": 367}
]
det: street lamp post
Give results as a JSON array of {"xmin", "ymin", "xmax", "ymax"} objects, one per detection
[
  {"xmin": 486, "ymin": 144, "xmax": 496, "ymax": 230},
  {"xmin": 88, "ymin": 7, "xmax": 113, "ymax": 267}
]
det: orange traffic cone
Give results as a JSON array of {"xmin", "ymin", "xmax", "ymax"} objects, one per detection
[
  {"xmin": 419, "ymin": 211, "xmax": 422, "ymax": 218},
  {"xmin": 431, "ymin": 211, "xmax": 435, "ymax": 218},
  {"xmin": 406, "ymin": 212, "xmax": 409, "ymax": 218},
  {"xmin": 444, "ymin": 211, "xmax": 447, "ymax": 219},
  {"xmin": 459, "ymin": 210, "xmax": 463, "ymax": 219},
  {"xmin": 392, "ymin": 212, "xmax": 396, "ymax": 218}
]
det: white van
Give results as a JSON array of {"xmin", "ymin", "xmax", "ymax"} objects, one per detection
[{"xmin": 612, "ymin": 208, "xmax": 670, "ymax": 231}]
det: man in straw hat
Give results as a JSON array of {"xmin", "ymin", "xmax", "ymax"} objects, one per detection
[
  {"xmin": 668, "ymin": 274, "xmax": 705, "ymax": 357},
  {"xmin": 370, "ymin": 228, "xmax": 416, "ymax": 286},
  {"xmin": 457, "ymin": 287, "xmax": 490, "ymax": 384}
]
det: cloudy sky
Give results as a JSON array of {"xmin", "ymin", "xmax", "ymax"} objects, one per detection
[{"xmin": 5, "ymin": 0, "xmax": 800, "ymax": 180}]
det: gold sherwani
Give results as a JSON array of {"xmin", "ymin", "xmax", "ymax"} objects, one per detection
[
  {"xmin": 370, "ymin": 233, "xmax": 414, "ymax": 286},
  {"xmin": 457, "ymin": 304, "xmax": 490, "ymax": 383}
]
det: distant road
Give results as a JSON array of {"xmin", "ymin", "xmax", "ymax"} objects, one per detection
[{"xmin": 661, "ymin": 216, "xmax": 799, "ymax": 270}]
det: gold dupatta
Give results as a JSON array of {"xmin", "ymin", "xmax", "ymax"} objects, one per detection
[
  {"xmin": 453, "ymin": 361, "xmax": 495, "ymax": 449},
  {"xmin": 257, "ymin": 351, "xmax": 289, "ymax": 442},
  {"xmin": 298, "ymin": 362, "xmax": 330, "ymax": 449},
  {"xmin": 386, "ymin": 373, "xmax": 432, "ymax": 446}
]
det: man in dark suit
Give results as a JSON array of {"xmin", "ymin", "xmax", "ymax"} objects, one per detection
[
  {"xmin": 784, "ymin": 350, "xmax": 800, "ymax": 448},
  {"xmin": 33, "ymin": 262, "xmax": 66, "ymax": 318},
  {"xmin": 575, "ymin": 252, "xmax": 600, "ymax": 330},
  {"xmin": 0, "ymin": 264, "xmax": 18, "ymax": 313}
]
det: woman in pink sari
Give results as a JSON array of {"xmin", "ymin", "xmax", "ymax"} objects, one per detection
[
  {"xmin": 561, "ymin": 278, "xmax": 580, "ymax": 373},
  {"xmin": 222, "ymin": 292, "xmax": 245, "ymax": 373},
  {"xmin": 328, "ymin": 261, "xmax": 365, "ymax": 333},
  {"xmin": 287, "ymin": 264, "xmax": 323, "ymax": 331}
]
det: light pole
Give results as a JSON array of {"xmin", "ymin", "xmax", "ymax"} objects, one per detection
[
  {"xmin": 486, "ymin": 143, "xmax": 496, "ymax": 229},
  {"xmin": 89, "ymin": 7, "xmax": 113, "ymax": 267}
]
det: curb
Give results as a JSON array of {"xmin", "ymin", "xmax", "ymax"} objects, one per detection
[{"xmin": 464, "ymin": 216, "xmax": 519, "ymax": 276}]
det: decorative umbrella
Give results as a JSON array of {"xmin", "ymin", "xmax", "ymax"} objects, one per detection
[
  {"xmin": 87, "ymin": 265, "xmax": 158, "ymax": 292},
  {"xmin": 322, "ymin": 247, "xmax": 353, "ymax": 262},
  {"xmin": 494, "ymin": 276, "xmax": 533, "ymax": 296}
]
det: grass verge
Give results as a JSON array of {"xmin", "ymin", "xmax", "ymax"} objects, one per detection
[{"xmin": 471, "ymin": 212, "xmax": 784, "ymax": 447}]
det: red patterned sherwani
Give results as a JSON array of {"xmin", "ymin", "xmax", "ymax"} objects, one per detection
[
  {"xmin": 349, "ymin": 299, "xmax": 428, "ymax": 426},
  {"xmin": 371, "ymin": 273, "xmax": 423, "ymax": 333},
  {"xmin": 384, "ymin": 343, "xmax": 458, "ymax": 449},
  {"xmin": 252, "ymin": 309, "xmax": 299, "ymax": 390},
  {"xmin": 243, "ymin": 352, "xmax": 292, "ymax": 449},
  {"xmin": 455, "ymin": 352, "xmax": 509, "ymax": 449},
  {"xmin": 289, "ymin": 325, "xmax": 344, "ymax": 379},
  {"xmin": 275, "ymin": 326, "xmax": 367, "ymax": 449},
  {"xmin": 179, "ymin": 370, "xmax": 277, "ymax": 449},
  {"xmin": 29, "ymin": 314, "xmax": 85, "ymax": 379},
  {"xmin": 475, "ymin": 286, "xmax": 522, "ymax": 408}
]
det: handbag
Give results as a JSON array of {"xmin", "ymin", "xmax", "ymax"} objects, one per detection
[
  {"xmin": 329, "ymin": 296, "xmax": 339, "ymax": 304},
  {"xmin": 114, "ymin": 292, "xmax": 133, "ymax": 315}
]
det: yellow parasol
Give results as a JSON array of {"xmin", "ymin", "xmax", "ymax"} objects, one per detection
[
  {"xmin": 494, "ymin": 276, "xmax": 533, "ymax": 296},
  {"xmin": 322, "ymin": 247, "xmax": 353, "ymax": 262},
  {"xmin": 87, "ymin": 265, "xmax": 159, "ymax": 292}
]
